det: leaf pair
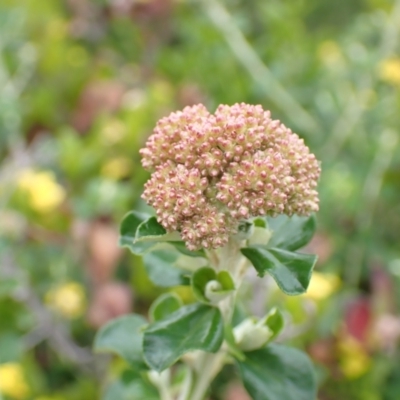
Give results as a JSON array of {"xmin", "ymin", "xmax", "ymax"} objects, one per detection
[
  {"xmin": 94, "ymin": 302, "xmax": 224, "ymax": 373},
  {"xmin": 119, "ymin": 211, "xmax": 203, "ymax": 257},
  {"xmin": 192, "ymin": 267, "xmax": 235, "ymax": 304},
  {"xmin": 238, "ymin": 344, "xmax": 317, "ymax": 400},
  {"xmin": 242, "ymin": 214, "xmax": 318, "ymax": 295},
  {"xmin": 120, "ymin": 212, "xmax": 206, "ymax": 288},
  {"xmin": 94, "ymin": 311, "xmax": 316, "ymax": 400}
]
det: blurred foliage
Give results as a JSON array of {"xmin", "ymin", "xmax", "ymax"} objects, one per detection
[{"xmin": 0, "ymin": 0, "xmax": 400, "ymax": 399}]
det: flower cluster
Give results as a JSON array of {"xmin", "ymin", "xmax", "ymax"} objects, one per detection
[{"xmin": 140, "ymin": 103, "xmax": 320, "ymax": 250}]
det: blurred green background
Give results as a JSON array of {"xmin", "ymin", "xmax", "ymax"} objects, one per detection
[{"xmin": 1, "ymin": 0, "xmax": 400, "ymax": 399}]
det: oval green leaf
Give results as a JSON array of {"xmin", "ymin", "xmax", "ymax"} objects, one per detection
[
  {"xmin": 135, "ymin": 216, "xmax": 166, "ymax": 240},
  {"xmin": 103, "ymin": 376, "xmax": 158, "ymax": 400},
  {"xmin": 241, "ymin": 246, "xmax": 317, "ymax": 295},
  {"xmin": 119, "ymin": 214, "xmax": 181, "ymax": 255},
  {"xmin": 237, "ymin": 344, "xmax": 317, "ymax": 400},
  {"xmin": 170, "ymin": 241, "xmax": 206, "ymax": 258},
  {"xmin": 192, "ymin": 267, "xmax": 217, "ymax": 303},
  {"xmin": 267, "ymin": 214, "xmax": 316, "ymax": 251},
  {"xmin": 149, "ymin": 293, "xmax": 183, "ymax": 322},
  {"xmin": 143, "ymin": 250, "xmax": 191, "ymax": 287},
  {"xmin": 94, "ymin": 314, "xmax": 147, "ymax": 364},
  {"xmin": 119, "ymin": 211, "xmax": 154, "ymax": 255},
  {"xmin": 217, "ymin": 271, "xmax": 235, "ymax": 291},
  {"xmin": 192, "ymin": 268, "xmax": 235, "ymax": 304},
  {"xmin": 143, "ymin": 303, "xmax": 224, "ymax": 372},
  {"xmin": 263, "ymin": 308, "xmax": 284, "ymax": 342}
]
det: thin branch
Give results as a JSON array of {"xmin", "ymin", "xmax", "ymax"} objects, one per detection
[
  {"xmin": 345, "ymin": 130, "xmax": 399, "ymax": 285},
  {"xmin": 358, "ymin": 129, "xmax": 399, "ymax": 232},
  {"xmin": 322, "ymin": 0, "xmax": 400, "ymax": 161},
  {"xmin": 201, "ymin": 0, "xmax": 321, "ymax": 136}
]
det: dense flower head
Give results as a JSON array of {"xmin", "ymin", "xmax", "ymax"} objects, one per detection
[{"xmin": 140, "ymin": 103, "xmax": 320, "ymax": 250}]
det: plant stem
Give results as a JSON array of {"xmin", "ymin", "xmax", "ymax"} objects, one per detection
[
  {"xmin": 184, "ymin": 238, "xmax": 248, "ymax": 400},
  {"xmin": 178, "ymin": 368, "xmax": 193, "ymax": 400},
  {"xmin": 190, "ymin": 352, "xmax": 226, "ymax": 400},
  {"xmin": 149, "ymin": 370, "xmax": 173, "ymax": 400}
]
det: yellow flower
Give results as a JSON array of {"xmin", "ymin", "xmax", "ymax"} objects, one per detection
[
  {"xmin": 46, "ymin": 19, "xmax": 68, "ymax": 40},
  {"xmin": 378, "ymin": 58, "xmax": 400, "ymax": 86},
  {"xmin": 45, "ymin": 282, "xmax": 86, "ymax": 319},
  {"xmin": 101, "ymin": 119, "xmax": 126, "ymax": 144},
  {"xmin": 0, "ymin": 363, "xmax": 30, "ymax": 399},
  {"xmin": 101, "ymin": 157, "xmax": 133, "ymax": 180},
  {"xmin": 338, "ymin": 335, "xmax": 371, "ymax": 379},
  {"xmin": 317, "ymin": 40, "xmax": 343, "ymax": 66},
  {"xmin": 17, "ymin": 169, "xmax": 65, "ymax": 213},
  {"xmin": 303, "ymin": 272, "xmax": 340, "ymax": 301}
]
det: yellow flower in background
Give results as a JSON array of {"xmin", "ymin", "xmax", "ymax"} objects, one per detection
[
  {"xmin": 0, "ymin": 363, "xmax": 30, "ymax": 399},
  {"xmin": 303, "ymin": 272, "xmax": 340, "ymax": 301},
  {"xmin": 101, "ymin": 119, "xmax": 126, "ymax": 144},
  {"xmin": 378, "ymin": 58, "xmax": 400, "ymax": 86},
  {"xmin": 46, "ymin": 19, "xmax": 68, "ymax": 40},
  {"xmin": 17, "ymin": 170, "xmax": 65, "ymax": 214},
  {"xmin": 317, "ymin": 40, "xmax": 343, "ymax": 66},
  {"xmin": 45, "ymin": 282, "xmax": 86, "ymax": 319},
  {"xmin": 101, "ymin": 157, "xmax": 133, "ymax": 180},
  {"xmin": 338, "ymin": 335, "xmax": 371, "ymax": 379}
]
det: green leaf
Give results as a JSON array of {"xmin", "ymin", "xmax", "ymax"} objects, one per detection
[
  {"xmin": 135, "ymin": 216, "xmax": 166, "ymax": 240},
  {"xmin": 135, "ymin": 217, "xmax": 182, "ymax": 244},
  {"xmin": 237, "ymin": 344, "xmax": 317, "ymax": 400},
  {"xmin": 119, "ymin": 211, "xmax": 154, "ymax": 254},
  {"xmin": 206, "ymin": 270, "xmax": 235, "ymax": 303},
  {"xmin": 264, "ymin": 308, "xmax": 284, "ymax": 342},
  {"xmin": 240, "ymin": 246, "xmax": 317, "ymax": 295},
  {"xmin": 224, "ymin": 324, "xmax": 246, "ymax": 361},
  {"xmin": 253, "ymin": 217, "xmax": 267, "ymax": 228},
  {"xmin": 149, "ymin": 293, "xmax": 183, "ymax": 322},
  {"xmin": 169, "ymin": 241, "xmax": 206, "ymax": 258},
  {"xmin": 103, "ymin": 377, "xmax": 159, "ymax": 400},
  {"xmin": 119, "ymin": 213, "xmax": 180, "ymax": 255},
  {"xmin": 119, "ymin": 213, "xmax": 203, "ymax": 257},
  {"xmin": 192, "ymin": 267, "xmax": 235, "ymax": 304},
  {"xmin": 94, "ymin": 315, "xmax": 147, "ymax": 364},
  {"xmin": 143, "ymin": 250, "xmax": 190, "ymax": 287},
  {"xmin": 217, "ymin": 271, "xmax": 235, "ymax": 291},
  {"xmin": 143, "ymin": 303, "xmax": 224, "ymax": 372},
  {"xmin": 267, "ymin": 214, "xmax": 316, "ymax": 251},
  {"xmin": 192, "ymin": 267, "xmax": 217, "ymax": 303}
]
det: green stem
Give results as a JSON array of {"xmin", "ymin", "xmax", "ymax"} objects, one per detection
[
  {"xmin": 149, "ymin": 370, "xmax": 173, "ymax": 400},
  {"xmin": 183, "ymin": 238, "xmax": 247, "ymax": 400},
  {"xmin": 190, "ymin": 352, "xmax": 226, "ymax": 400},
  {"xmin": 178, "ymin": 368, "xmax": 193, "ymax": 400}
]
